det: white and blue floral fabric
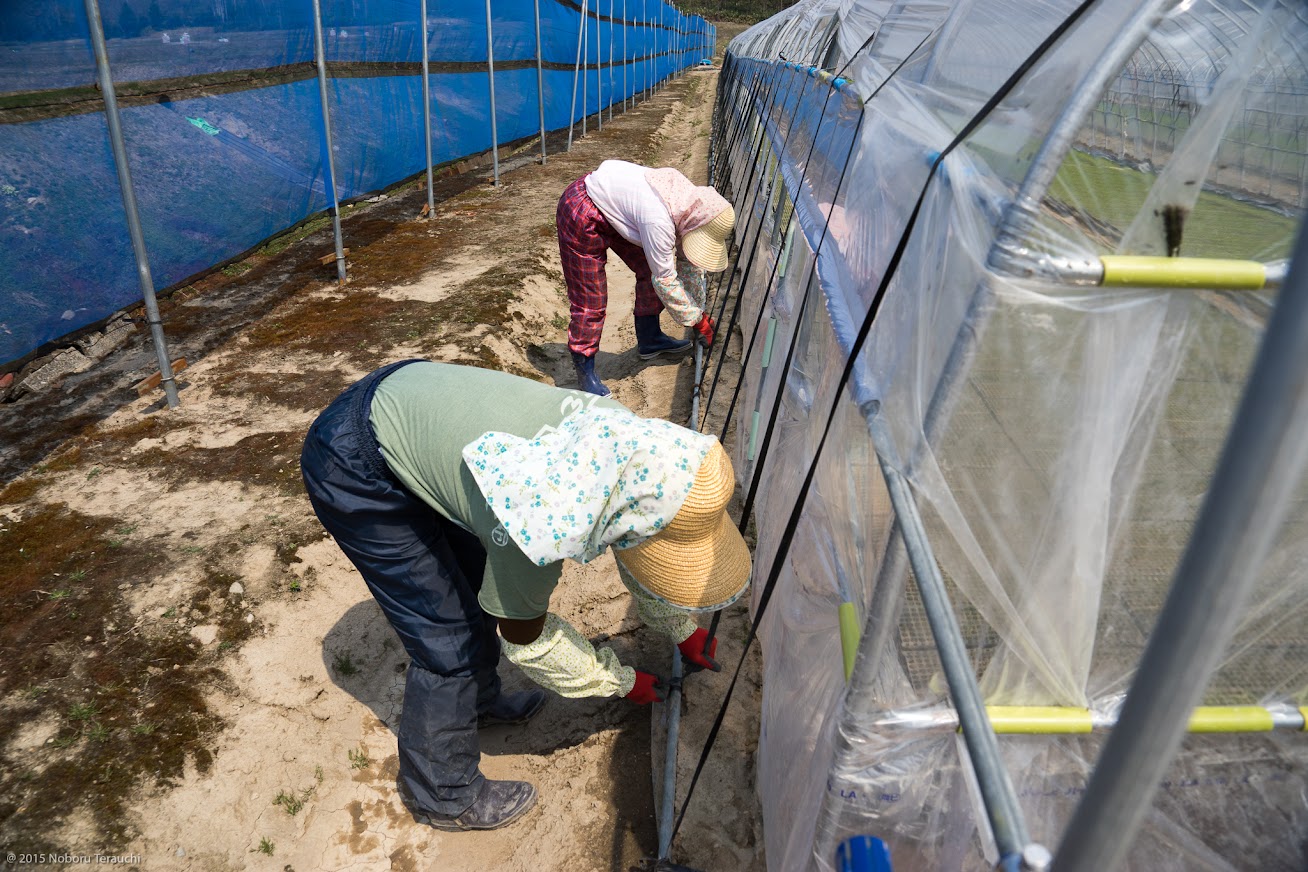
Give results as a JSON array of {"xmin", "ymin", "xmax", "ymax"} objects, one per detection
[{"xmin": 462, "ymin": 407, "xmax": 717, "ymax": 567}]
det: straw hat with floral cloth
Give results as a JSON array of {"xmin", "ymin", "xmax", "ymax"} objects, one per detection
[
  {"xmin": 644, "ymin": 167, "xmax": 736, "ymax": 273},
  {"xmin": 462, "ymin": 407, "xmax": 751, "ymax": 703}
]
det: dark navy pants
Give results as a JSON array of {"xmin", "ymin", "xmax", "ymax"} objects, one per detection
[{"xmin": 300, "ymin": 360, "xmax": 501, "ymax": 816}]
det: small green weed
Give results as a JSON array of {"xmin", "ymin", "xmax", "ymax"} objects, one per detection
[
  {"xmin": 68, "ymin": 702, "xmax": 100, "ymax": 722},
  {"xmin": 131, "ymin": 722, "xmax": 157, "ymax": 736},
  {"xmin": 86, "ymin": 722, "xmax": 111, "ymax": 742},
  {"xmin": 258, "ymin": 838, "xmax": 275, "ymax": 856},
  {"xmin": 348, "ymin": 747, "xmax": 370, "ymax": 770},
  {"xmin": 273, "ymin": 790, "xmax": 304, "ymax": 816},
  {"xmin": 332, "ymin": 652, "xmax": 360, "ymax": 678},
  {"xmin": 47, "ymin": 589, "xmax": 71, "ymax": 601}
]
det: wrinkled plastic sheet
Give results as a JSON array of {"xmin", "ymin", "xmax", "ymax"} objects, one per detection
[{"xmin": 715, "ymin": 0, "xmax": 1307, "ymax": 868}]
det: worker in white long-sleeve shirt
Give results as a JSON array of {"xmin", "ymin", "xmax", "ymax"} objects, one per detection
[{"xmin": 556, "ymin": 159, "xmax": 735, "ymax": 396}]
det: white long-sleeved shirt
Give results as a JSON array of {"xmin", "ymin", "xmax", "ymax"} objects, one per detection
[{"xmin": 584, "ymin": 160, "xmax": 706, "ymax": 326}]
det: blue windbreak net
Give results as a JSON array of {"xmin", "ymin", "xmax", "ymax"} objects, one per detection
[{"xmin": 0, "ymin": 0, "xmax": 713, "ymax": 366}]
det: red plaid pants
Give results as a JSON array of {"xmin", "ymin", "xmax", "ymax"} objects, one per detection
[{"xmin": 556, "ymin": 175, "xmax": 663, "ymax": 356}]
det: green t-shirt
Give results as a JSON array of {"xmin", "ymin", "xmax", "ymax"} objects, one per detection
[{"xmin": 369, "ymin": 362, "xmax": 625, "ymax": 620}]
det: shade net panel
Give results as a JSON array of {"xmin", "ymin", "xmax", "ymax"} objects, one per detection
[
  {"xmin": 708, "ymin": 0, "xmax": 1308, "ymax": 869},
  {"xmin": 0, "ymin": 0, "xmax": 706, "ymax": 366}
]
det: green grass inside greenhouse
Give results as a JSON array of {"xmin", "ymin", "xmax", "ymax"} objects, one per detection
[{"xmin": 1051, "ymin": 150, "xmax": 1299, "ymax": 261}]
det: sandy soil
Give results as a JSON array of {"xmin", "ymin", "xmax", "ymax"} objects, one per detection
[{"xmin": 0, "ymin": 30, "xmax": 763, "ymax": 872}]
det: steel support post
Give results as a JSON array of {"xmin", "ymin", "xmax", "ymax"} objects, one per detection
[
  {"xmin": 623, "ymin": 0, "xmax": 628, "ymax": 111},
  {"xmin": 597, "ymin": 0, "xmax": 604, "ymax": 132},
  {"xmin": 568, "ymin": 0, "xmax": 586, "ymax": 150},
  {"xmin": 534, "ymin": 0, "xmax": 547, "ymax": 164},
  {"xmin": 419, "ymin": 0, "xmax": 435, "ymax": 214},
  {"xmin": 485, "ymin": 0, "xmax": 500, "ymax": 186},
  {"xmin": 583, "ymin": 6, "xmax": 589, "ymax": 135},
  {"xmin": 1053, "ymin": 193, "xmax": 1308, "ymax": 872},
  {"xmin": 310, "ymin": 0, "xmax": 348, "ymax": 286},
  {"xmin": 83, "ymin": 0, "xmax": 180, "ymax": 408}
]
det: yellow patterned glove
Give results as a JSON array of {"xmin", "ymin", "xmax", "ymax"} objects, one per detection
[{"xmin": 500, "ymin": 613, "xmax": 637, "ymax": 698}]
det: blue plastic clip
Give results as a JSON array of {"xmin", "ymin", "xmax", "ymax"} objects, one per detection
[{"xmin": 836, "ymin": 836, "xmax": 893, "ymax": 872}]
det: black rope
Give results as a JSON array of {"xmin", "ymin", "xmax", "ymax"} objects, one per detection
[
  {"xmin": 704, "ymin": 28, "xmax": 923, "ymax": 444},
  {"xmin": 668, "ymin": 0, "xmax": 1102, "ymax": 849},
  {"xmin": 700, "ymin": 58, "xmax": 816, "ymax": 407},
  {"xmin": 696, "ymin": 31, "xmax": 886, "ymax": 653},
  {"xmin": 703, "ymin": 65, "xmax": 852, "ymax": 440}
]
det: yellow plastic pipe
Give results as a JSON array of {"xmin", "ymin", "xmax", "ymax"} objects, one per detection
[
  {"xmin": 838, "ymin": 602, "xmax": 860, "ymax": 682},
  {"xmin": 1301, "ymin": 707, "xmax": 1308, "ymax": 731},
  {"xmin": 1185, "ymin": 706, "xmax": 1275, "ymax": 733},
  {"xmin": 987, "ymin": 706, "xmax": 1094, "ymax": 734},
  {"xmin": 1099, "ymin": 255, "xmax": 1267, "ymax": 290},
  {"xmin": 980, "ymin": 705, "xmax": 1281, "ymax": 734}
]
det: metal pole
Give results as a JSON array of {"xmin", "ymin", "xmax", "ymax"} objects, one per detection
[
  {"xmin": 568, "ymin": 0, "xmax": 586, "ymax": 150},
  {"xmin": 656, "ymin": 640, "xmax": 685, "ymax": 859},
  {"xmin": 623, "ymin": 0, "xmax": 628, "ymax": 112},
  {"xmin": 597, "ymin": 0, "xmax": 603, "ymax": 133},
  {"xmin": 583, "ymin": 4, "xmax": 589, "ymax": 136},
  {"xmin": 990, "ymin": 0, "xmax": 1180, "ymax": 261},
  {"xmin": 419, "ymin": 0, "xmax": 435, "ymax": 215},
  {"xmin": 608, "ymin": 0, "xmax": 614, "ymax": 122},
  {"xmin": 655, "ymin": 338, "xmax": 706, "ymax": 859},
  {"xmin": 534, "ymin": 0, "xmax": 546, "ymax": 164},
  {"xmin": 1052, "ymin": 214, "xmax": 1308, "ymax": 872},
  {"xmin": 485, "ymin": 0, "xmax": 500, "ymax": 186},
  {"xmin": 83, "ymin": 0, "xmax": 179, "ymax": 409},
  {"xmin": 310, "ymin": 0, "xmax": 347, "ymax": 286}
]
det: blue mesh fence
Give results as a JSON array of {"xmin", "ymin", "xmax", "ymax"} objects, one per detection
[{"xmin": 0, "ymin": 0, "xmax": 712, "ymax": 366}]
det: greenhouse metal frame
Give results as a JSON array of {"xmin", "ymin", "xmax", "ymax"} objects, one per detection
[{"xmin": 692, "ymin": 0, "xmax": 1308, "ymax": 869}]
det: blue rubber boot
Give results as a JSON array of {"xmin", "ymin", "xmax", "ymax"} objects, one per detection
[
  {"xmin": 634, "ymin": 314, "xmax": 692, "ymax": 360},
  {"xmin": 570, "ymin": 351, "xmax": 610, "ymax": 397}
]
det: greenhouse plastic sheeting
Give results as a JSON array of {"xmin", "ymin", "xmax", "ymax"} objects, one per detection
[
  {"xmin": 0, "ymin": 0, "xmax": 713, "ymax": 366},
  {"xmin": 710, "ymin": 0, "xmax": 1306, "ymax": 869}
]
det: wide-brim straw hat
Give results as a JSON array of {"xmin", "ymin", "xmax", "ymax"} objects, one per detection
[
  {"xmin": 617, "ymin": 442, "xmax": 752, "ymax": 611},
  {"xmin": 682, "ymin": 205, "xmax": 735, "ymax": 273}
]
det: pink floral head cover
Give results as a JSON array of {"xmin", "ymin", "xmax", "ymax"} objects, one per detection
[{"xmin": 643, "ymin": 168, "xmax": 730, "ymax": 238}]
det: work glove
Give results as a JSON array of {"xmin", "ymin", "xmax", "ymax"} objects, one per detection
[
  {"xmin": 625, "ymin": 670, "xmax": 667, "ymax": 705},
  {"xmin": 677, "ymin": 627, "xmax": 721, "ymax": 673},
  {"xmin": 694, "ymin": 313, "xmax": 716, "ymax": 348}
]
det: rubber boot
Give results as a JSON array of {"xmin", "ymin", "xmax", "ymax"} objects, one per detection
[
  {"xmin": 634, "ymin": 314, "xmax": 692, "ymax": 360},
  {"xmin": 571, "ymin": 351, "xmax": 610, "ymax": 397},
  {"xmin": 478, "ymin": 689, "xmax": 547, "ymax": 728},
  {"xmin": 422, "ymin": 779, "xmax": 537, "ymax": 831}
]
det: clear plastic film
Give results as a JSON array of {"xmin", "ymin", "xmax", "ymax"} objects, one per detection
[{"xmin": 714, "ymin": 0, "xmax": 1307, "ymax": 868}]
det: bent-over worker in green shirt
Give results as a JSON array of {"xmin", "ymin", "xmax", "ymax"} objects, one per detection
[{"xmin": 300, "ymin": 361, "xmax": 751, "ymax": 832}]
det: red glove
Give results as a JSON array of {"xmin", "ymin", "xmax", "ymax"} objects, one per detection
[
  {"xmin": 678, "ymin": 628, "xmax": 721, "ymax": 673},
  {"xmin": 625, "ymin": 671, "xmax": 666, "ymax": 705},
  {"xmin": 694, "ymin": 313, "xmax": 716, "ymax": 347}
]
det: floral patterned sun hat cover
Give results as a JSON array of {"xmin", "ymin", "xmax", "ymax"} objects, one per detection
[{"xmin": 462, "ymin": 407, "xmax": 718, "ymax": 567}]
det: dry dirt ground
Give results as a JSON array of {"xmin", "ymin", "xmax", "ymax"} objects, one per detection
[{"xmin": 0, "ymin": 30, "xmax": 765, "ymax": 872}]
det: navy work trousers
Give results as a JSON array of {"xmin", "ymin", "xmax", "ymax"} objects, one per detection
[{"xmin": 300, "ymin": 360, "xmax": 501, "ymax": 817}]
